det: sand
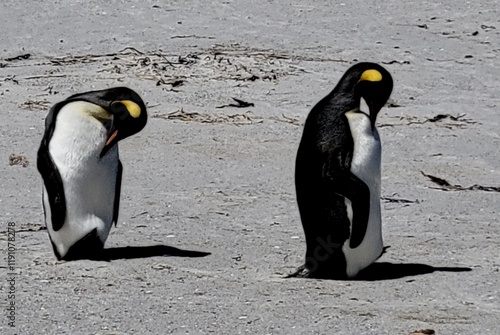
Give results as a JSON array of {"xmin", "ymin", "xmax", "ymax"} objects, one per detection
[{"xmin": 1, "ymin": 1, "xmax": 499, "ymax": 334}]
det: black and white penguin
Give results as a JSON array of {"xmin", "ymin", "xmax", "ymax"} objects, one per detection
[
  {"xmin": 292, "ymin": 63, "xmax": 393, "ymax": 279},
  {"xmin": 37, "ymin": 87, "xmax": 147, "ymax": 260}
]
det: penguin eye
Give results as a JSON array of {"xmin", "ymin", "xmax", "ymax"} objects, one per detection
[
  {"xmin": 110, "ymin": 100, "xmax": 142, "ymax": 119},
  {"xmin": 110, "ymin": 102, "xmax": 130, "ymax": 120}
]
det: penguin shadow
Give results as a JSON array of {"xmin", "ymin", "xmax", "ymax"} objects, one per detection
[
  {"xmin": 354, "ymin": 262, "xmax": 472, "ymax": 281},
  {"xmin": 67, "ymin": 245, "xmax": 211, "ymax": 262},
  {"xmin": 103, "ymin": 245, "xmax": 211, "ymax": 261}
]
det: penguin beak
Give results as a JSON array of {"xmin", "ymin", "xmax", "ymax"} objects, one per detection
[
  {"xmin": 100, "ymin": 123, "xmax": 120, "ymax": 158},
  {"xmin": 368, "ymin": 102, "xmax": 378, "ymax": 130},
  {"xmin": 360, "ymin": 96, "xmax": 378, "ymax": 130},
  {"xmin": 99, "ymin": 99, "xmax": 145, "ymax": 158}
]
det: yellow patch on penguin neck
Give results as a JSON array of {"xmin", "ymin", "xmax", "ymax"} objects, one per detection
[
  {"xmin": 78, "ymin": 101, "xmax": 112, "ymax": 119},
  {"xmin": 119, "ymin": 100, "xmax": 141, "ymax": 118},
  {"xmin": 359, "ymin": 69, "xmax": 382, "ymax": 82}
]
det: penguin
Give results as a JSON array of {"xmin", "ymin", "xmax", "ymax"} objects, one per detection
[
  {"xmin": 291, "ymin": 62, "xmax": 393, "ymax": 279},
  {"xmin": 37, "ymin": 87, "xmax": 147, "ymax": 260}
]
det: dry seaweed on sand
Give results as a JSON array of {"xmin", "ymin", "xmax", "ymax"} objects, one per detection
[
  {"xmin": 421, "ymin": 171, "xmax": 500, "ymax": 192},
  {"xmin": 152, "ymin": 108, "xmax": 262, "ymax": 125}
]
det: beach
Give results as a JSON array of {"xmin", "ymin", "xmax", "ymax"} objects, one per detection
[{"xmin": 1, "ymin": 1, "xmax": 499, "ymax": 334}]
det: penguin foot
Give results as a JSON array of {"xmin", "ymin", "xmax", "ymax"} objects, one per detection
[
  {"xmin": 59, "ymin": 229, "xmax": 107, "ymax": 261},
  {"xmin": 62, "ymin": 248, "xmax": 107, "ymax": 261},
  {"xmin": 286, "ymin": 265, "xmax": 311, "ymax": 278},
  {"xmin": 287, "ymin": 263, "xmax": 350, "ymax": 280}
]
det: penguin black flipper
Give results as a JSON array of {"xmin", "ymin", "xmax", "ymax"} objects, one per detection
[
  {"xmin": 112, "ymin": 160, "xmax": 123, "ymax": 227},
  {"xmin": 37, "ymin": 149, "xmax": 66, "ymax": 231},
  {"xmin": 37, "ymin": 101, "xmax": 70, "ymax": 232},
  {"xmin": 323, "ymin": 153, "xmax": 371, "ymax": 249}
]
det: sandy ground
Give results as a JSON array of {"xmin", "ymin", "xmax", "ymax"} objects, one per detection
[{"xmin": 1, "ymin": 1, "xmax": 499, "ymax": 334}]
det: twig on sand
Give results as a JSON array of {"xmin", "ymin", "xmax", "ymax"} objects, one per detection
[
  {"xmin": 4, "ymin": 54, "xmax": 31, "ymax": 62},
  {"xmin": 421, "ymin": 171, "xmax": 500, "ymax": 192},
  {"xmin": 9, "ymin": 154, "xmax": 29, "ymax": 167},
  {"xmin": 409, "ymin": 113, "xmax": 478, "ymax": 127},
  {"xmin": 269, "ymin": 114, "xmax": 303, "ymax": 126},
  {"xmin": 381, "ymin": 196, "xmax": 419, "ymax": 204},
  {"xmin": 216, "ymin": 97, "xmax": 254, "ymax": 109},
  {"xmin": 24, "ymin": 74, "xmax": 67, "ymax": 80},
  {"xmin": 18, "ymin": 99, "xmax": 52, "ymax": 110}
]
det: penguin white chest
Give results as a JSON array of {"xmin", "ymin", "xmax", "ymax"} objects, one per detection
[
  {"xmin": 44, "ymin": 102, "xmax": 119, "ymax": 257},
  {"xmin": 345, "ymin": 111, "xmax": 381, "ymax": 184},
  {"xmin": 342, "ymin": 110, "xmax": 383, "ymax": 278}
]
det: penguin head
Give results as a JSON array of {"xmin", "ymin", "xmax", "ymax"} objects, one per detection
[
  {"xmin": 101, "ymin": 88, "xmax": 148, "ymax": 157},
  {"xmin": 66, "ymin": 87, "xmax": 148, "ymax": 157},
  {"xmin": 342, "ymin": 63, "xmax": 393, "ymax": 128}
]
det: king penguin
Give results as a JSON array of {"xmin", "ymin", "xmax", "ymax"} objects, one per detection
[
  {"xmin": 37, "ymin": 87, "xmax": 147, "ymax": 260},
  {"xmin": 291, "ymin": 62, "xmax": 393, "ymax": 279}
]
